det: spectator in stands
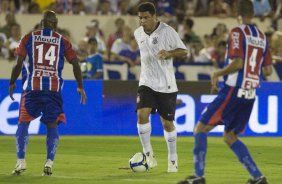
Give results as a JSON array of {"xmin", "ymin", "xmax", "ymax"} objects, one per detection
[
  {"xmin": 107, "ymin": 17, "xmax": 125, "ymax": 50},
  {"xmin": 120, "ymin": 38, "xmax": 141, "ymax": 79},
  {"xmin": 76, "ymin": 40, "xmax": 89, "ymax": 61},
  {"xmin": 28, "ymin": 1, "xmax": 41, "ymax": 14},
  {"xmin": 110, "ymin": 26, "xmax": 132, "ymax": 64},
  {"xmin": 81, "ymin": 37, "xmax": 103, "ymax": 79},
  {"xmin": 18, "ymin": 0, "xmax": 32, "ymax": 14},
  {"xmin": 211, "ymin": 40, "xmax": 227, "ymax": 66},
  {"xmin": 271, "ymin": 0, "xmax": 282, "ymax": 30},
  {"xmin": 211, "ymin": 23, "xmax": 229, "ymax": 46},
  {"xmin": 72, "ymin": 0, "xmax": 86, "ymax": 15},
  {"xmin": 0, "ymin": 34, "xmax": 9, "ymax": 60},
  {"xmin": 271, "ymin": 31, "xmax": 282, "ymax": 63},
  {"xmin": 96, "ymin": 0, "xmax": 113, "ymax": 15},
  {"xmin": 182, "ymin": 18, "xmax": 200, "ymax": 45},
  {"xmin": 0, "ymin": 13, "xmax": 17, "ymax": 38},
  {"xmin": 187, "ymin": 39, "xmax": 210, "ymax": 63},
  {"xmin": 85, "ymin": 20, "xmax": 107, "ymax": 58},
  {"xmin": 184, "ymin": 0, "xmax": 197, "ymax": 16},
  {"xmin": 0, "ymin": 0, "xmax": 16, "ymax": 14},
  {"xmin": 156, "ymin": 0, "xmax": 175, "ymax": 16},
  {"xmin": 252, "ymin": 0, "xmax": 272, "ymax": 20},
  {"xmin": 226, "ymin": 0, "xmax": 240, "ymax": 17},
  {"xmin": 117, "ymin": 0, "xmax": 131, "ymax": 15},
  {"xmin": 82, "ymin": 0, "xmax": 99, "ymax": 14},
  {"xmin": 208, "ymin": 0, "xmax": 231, "ymax": 17},
  {"xmin": 194, "ymin": 0, "xmax": 209, "ymax": 16},
  {"xmin": 7, "ymin": 23, "xmax": 22, "ymax": 60}
]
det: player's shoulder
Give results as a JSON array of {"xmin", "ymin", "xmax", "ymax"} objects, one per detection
[
  {"xmin": 134, "ymin": 26, "xmax": 143, "ymax": 37},
  {"xmin": 159, "ymin": 22, "xmax": 176, "ymax": 34},
  {"xmin": 230, "ymin": 26, "xmax": 243, "ymax": 33}
]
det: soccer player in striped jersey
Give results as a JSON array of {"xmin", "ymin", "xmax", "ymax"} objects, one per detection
[
  {"xmin": 134, "ymin": 2, "xmax": 187, "ymax": 173},
  {"xmin": 9, "ymin": 10, "xmax": 87, "ymax": 176},
  {"xmin": 178, "ymin": 1, "xmax": 272, "ymax": 184}
]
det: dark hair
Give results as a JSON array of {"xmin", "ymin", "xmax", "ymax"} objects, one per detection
[
  {"xmin": 185, "ymin": 18, "xmax": 194, "ymax": 29},
  {"xmin": 237, "ymin": 0, "xmax": 254, "ymax": 18},
  {"xmin": 88, "ymin": 37, "xmax": 98, "ymax": 44},
  {"xmin": 138, "ymin": 2, "xmax": 156, "ymax": 15}
]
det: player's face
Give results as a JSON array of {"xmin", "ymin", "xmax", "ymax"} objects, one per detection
[{"xmin": 138, "ymin": 12, "xmax": 157, "ymax": 33}]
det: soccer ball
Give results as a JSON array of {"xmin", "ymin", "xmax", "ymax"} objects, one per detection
[{"xmin": 129, "ymin": 152, "xmax": 149, "ymax": 172}]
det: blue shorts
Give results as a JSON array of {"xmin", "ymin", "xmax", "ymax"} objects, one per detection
[
  {"xmin": 200, "ymin": 85, "xmax": 255, "ymax": 134},
  {"xmin": 19, "ymin": 90, "xmax": 66, "ymax": 124}
]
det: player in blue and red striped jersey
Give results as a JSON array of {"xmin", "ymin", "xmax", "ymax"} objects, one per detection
[
  {"xmin": 9, "ymin": 10, "xmax": 87, "ymax": 176},
  {"xmin": 178, "ymin": 1, "xmax": 272, "ymax": 184}
]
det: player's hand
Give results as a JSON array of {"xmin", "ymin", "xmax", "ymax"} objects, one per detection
[
  {"xmin": 211, "ymin": 73, "xmax": 219, "ymax": 94},
  {"xmin": 158, "ymin": 50, "xmax": 171, "ymax": 60},
  {"xmin": 77, "ymin": 88, "xmax": 87, "ymax": 104},
  {"xmin": 9, "ymin": 83, "xmax": 16, "ymax": 101}
]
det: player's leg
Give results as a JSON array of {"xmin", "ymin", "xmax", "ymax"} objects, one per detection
[
  {"xmin": 178, "ymin": 86, "xmax": 234, "ymax": 184},
  {"xmin": 177, "ymin": 122, "xmax": 214, "ymax": 184},
  {"xmin": 157, "ymin": 91, "xmax": 178, "ymax": 172},
  {"xmin": 12, "ymin": 122, "xmax": 30, "ymax": 175},
  {"xmin": 193, "ymin": 122, "xmax": 214, "ymax": 176},
  {"xmin": 42, "ymin": 122, "xmax": 59, "ymax": 176},
  {"xmin": 160, "ymin": 117, "xmax": 178, "ymax": 173},
  {"xmin": 12, "ymin": 91, "xmax": 40, "ymax": 175},
  {"xmin": 136, "ymin": 86, "xmax": 157, "ymax": 168},
  {"xmin": 224, "ymin": 131, "xmax": 267, "ymax": 183},
  {"xmin": 41, "ymin": 91, "xmax": 65, "ymax": 176},
  {"xmin": 137, "ymin": 108, "xmax": 154, "ymax": 157}
]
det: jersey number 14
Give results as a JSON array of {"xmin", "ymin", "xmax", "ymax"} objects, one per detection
[{"xmin": 36, "ymin": 44, "xmax": 56, "ymax": 66}]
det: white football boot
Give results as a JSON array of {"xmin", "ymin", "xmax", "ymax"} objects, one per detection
[
  {"xmin": 146, "ymin": 152, "xmax": 157, "ymax": 169},
  {"xmin": 168, "ymin": 160, "xmax": 178, "ymax": 173},
  {"xmin": 12, "ymin": 159, "xmax": 26, "ymax": 175},
  {"xmin": 42, "ymin": 159, "xmax": 53, "ymax": 176}
]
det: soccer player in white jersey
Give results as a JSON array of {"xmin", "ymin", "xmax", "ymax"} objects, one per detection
[
  {"xmin": 134, "ymin": 2, "xmax": 187, "ymax": 173},
  {"xmin": 178, "ymin": 1, "xmax": 272, "ymax": 184}
]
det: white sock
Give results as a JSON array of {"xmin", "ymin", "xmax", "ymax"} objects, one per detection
[
  {"xmin": 137, "ymin": 122, "xmax": 153, "ymax": 155},
  {"xmin": 164, "ymin": 129, "xmax": 177, "ymax": 161}
]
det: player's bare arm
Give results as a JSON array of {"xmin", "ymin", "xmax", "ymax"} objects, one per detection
[
  {"xmin": 158, "ymin": 48, "xmax": 187, "ymax": 60},
  {"xmin": 70, "ymin": 58, "xmax": 87, "ymax": 104},
  {"xmin": 211, "ymin": 58, "xmax": 243, "ymax": 93},
  {"xmin": 9, "ymin": 56, "xmax": 25, "ymax": 101}
]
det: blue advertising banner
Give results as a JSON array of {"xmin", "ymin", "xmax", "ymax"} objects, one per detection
[
  {"xmin": 0, "ymin": 80, "xmax": 281, "ymax": 136},
  {"xmin": 0, "ymin": 80, "xmax": 103, "ymax": 135}
]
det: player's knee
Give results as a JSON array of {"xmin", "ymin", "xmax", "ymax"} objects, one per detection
[
  {"xmin": 162, "ymin": 121, "xmax": 175, "ymax": 132},
  {"xmin": 194, "ymin": 122, "xmax": 210, "ymax": 134},
  {"xmin": 137, "ymin": 109, "xmax": 151, "ymax": 123},
  {"xmin": 46, "ymin": 122, "xmax": 58, "ymax": 128},
  {"xmin": 223, "ymin": 132, "xmax": 237, "ymax": 146}
]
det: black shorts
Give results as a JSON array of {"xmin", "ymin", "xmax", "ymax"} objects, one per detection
[{"xmin": 136, "ymin": 85, "xmax": 177, "ymax": 121}]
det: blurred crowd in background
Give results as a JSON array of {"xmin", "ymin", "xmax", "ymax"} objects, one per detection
[{"xmin": 1, "ymin": 0, "xmax": 282, "ymax": 79}]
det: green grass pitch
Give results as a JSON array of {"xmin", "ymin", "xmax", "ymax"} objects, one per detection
[{"xmin": 0, "ymin": 136, "xmax": 281, "ymax": 184}]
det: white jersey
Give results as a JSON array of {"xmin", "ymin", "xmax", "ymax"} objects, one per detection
[{"xmin": 134, "ymin": 22, "xmax": 186, "ymax": 93}]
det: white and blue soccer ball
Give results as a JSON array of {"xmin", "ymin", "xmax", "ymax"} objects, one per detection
[{"xmin": 129, "ymin": 152, "xmax": 149, "ymax": 172}]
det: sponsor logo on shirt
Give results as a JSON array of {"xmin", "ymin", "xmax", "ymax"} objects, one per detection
[
  {"xmin": 34, "ymin": 35, "xmax": 59, "ymax": 44},
  {"xmin": 247, "ymin": 36, "xmax": 265, "ymax": 48}
]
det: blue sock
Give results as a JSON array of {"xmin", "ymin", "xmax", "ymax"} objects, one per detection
[
  {"xmin": 46, "ymin": 127, "xmax": 59, "ymax": 161},
  {"xmin": 16, "ymin": 123, "xmax": 29, "ymax": 159},
  {"xmin": 193, "ymin": 132, "xmax": 207, "ymax": 177},
  {"xmin": 230, "ymin": 140, "xmax": 262, "ymax": 178}
]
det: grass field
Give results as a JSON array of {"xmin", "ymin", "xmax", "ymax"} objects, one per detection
[{"xmin": 0, "ymin": 136, "xmax": 281, "ymax": 184}]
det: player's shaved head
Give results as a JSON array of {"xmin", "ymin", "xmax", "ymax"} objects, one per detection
[
  {"xmin": 237, "ymin": 0, "xmax": 254, "ymax": 18},
  {"xmin": 42, "ymin": 10, "xmax": 58, "ymax": 30}
]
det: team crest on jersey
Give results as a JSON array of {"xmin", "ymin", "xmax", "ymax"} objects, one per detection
[{"xmin": 152, "ymin": 37, "xmax": 158, "ymax": 44}]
